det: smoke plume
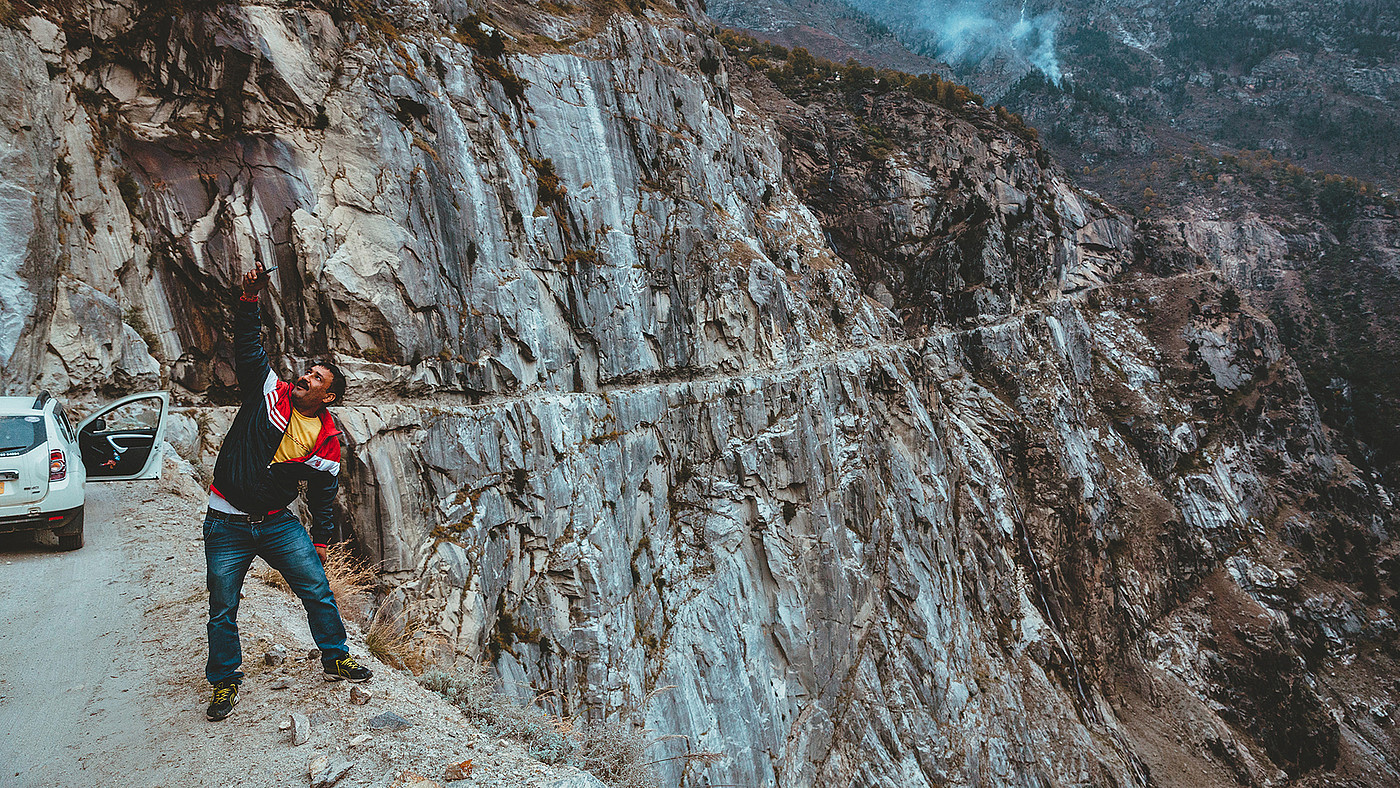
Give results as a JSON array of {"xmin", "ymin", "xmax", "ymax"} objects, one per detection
[{"xmin": 848, "ymin": 0, "xmax": 1064, "ymax": 83}]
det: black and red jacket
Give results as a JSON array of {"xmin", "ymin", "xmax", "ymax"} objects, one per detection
[{"xmin": 210, "ymin": 295, "xmax": 343, "ymax": 545}]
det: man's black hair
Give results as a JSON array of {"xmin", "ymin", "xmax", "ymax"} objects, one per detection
[{"xmin": 311, "ymin": 360, "xmax": 347, "ymax": 405}]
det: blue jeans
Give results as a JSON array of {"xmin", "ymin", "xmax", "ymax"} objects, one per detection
[{"xmin": 203, "ymin": 509, "xmax": 348, "ymax": 684}]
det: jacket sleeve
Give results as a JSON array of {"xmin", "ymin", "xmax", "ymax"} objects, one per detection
[
  {"xmin": 234, "ymin": 296, "xmax": 273, "ymax": 396},
  {"xmin": 307, "ymin": 471, "xmax": 339, "ymax": 546}
]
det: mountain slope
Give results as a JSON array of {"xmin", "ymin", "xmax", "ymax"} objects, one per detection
[{"xmin": 706, "ymin": 0, "xmax": 1400, "ymax": 191}]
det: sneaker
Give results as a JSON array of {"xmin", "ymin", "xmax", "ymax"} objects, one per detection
[
  {"xmin": 323, "ymin": 655, "xmax": 373, "ymax": 683},
  {"xmin": 206, "ymin": 681, "xmax": 239, "ymax": 721}
]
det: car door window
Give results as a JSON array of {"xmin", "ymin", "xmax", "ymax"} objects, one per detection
[
  {"xmin": 54, "ymin": 405, "xmax": 75, "ymax": 444},
  {"xmin": 79, "ymin": 395, "xmax": 165, "ymax": 479}
]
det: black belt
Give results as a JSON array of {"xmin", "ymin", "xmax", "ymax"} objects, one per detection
[{"xmin": 208, "ymin": 508, "xmax": 285, "ymax": 524}]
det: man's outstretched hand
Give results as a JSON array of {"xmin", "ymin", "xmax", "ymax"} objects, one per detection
[
  {"xmin": 241, "ymin": 263, "xmax": 270, "ymax": 298},
  {"xmin": 316, "ymin": 545, "xmax": 328, "ymax": 564}
]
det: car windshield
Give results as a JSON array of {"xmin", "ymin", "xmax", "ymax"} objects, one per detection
[{"xmin": 0, "ymin": 415, "xmax": 45, "ymax": 456}]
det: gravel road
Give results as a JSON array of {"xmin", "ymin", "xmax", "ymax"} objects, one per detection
[{"xmin": 0, "ymin": 482, "xmax": 204, "ymax": 787}]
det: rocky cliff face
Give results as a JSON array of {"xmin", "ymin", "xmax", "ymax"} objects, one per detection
[{"xmin": 2, "ymin": 2, "xmax": 1397, "ymax": 786}]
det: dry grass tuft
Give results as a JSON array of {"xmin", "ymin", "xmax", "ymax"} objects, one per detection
[
  {"xmin": 252, "ymin": 544, "xmax": 434, "ymax": 673},
  {"xmin": 420, "ymin": 663, "xmax": 577, "ymax": 764},
  {"xmin": 365, "ymin": 601, "xmax": 433, "ymax": 674},
  {"xmin": 576, "ymin": 717, "xmax": 661, "ymax": 788},
  {"xmin": 324, "ymin": 543, "xmax": 376, "ymax": 623},
  {"xmin": 251, "ymin": 544, "xmax": 377, "ymax": 625},
  {"xmin": 0, "ymin": 0, "xmax": 31, "ymax": 29}
]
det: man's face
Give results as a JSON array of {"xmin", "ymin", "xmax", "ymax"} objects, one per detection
[{"xmin": 291, "ymin": 364, "xmax": 337, "ymax": 411}]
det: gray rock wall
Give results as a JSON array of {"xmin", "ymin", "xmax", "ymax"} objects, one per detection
[
  {"xmin": 2, "ymin": 2, "xmax": 1395, "ymax": 786},
  {"xmin": 0, "ymin": 23, "xmax": 59, "ymax": 379}
]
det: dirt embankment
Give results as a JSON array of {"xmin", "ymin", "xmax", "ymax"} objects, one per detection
[{"xmin": 0, "ymin": 454, "xmax": 599, "ymax": 788}]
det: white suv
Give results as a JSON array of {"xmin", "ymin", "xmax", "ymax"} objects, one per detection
[{"xmin": 0, "ymin": 391, "xmax": 169, "ymax": 551}]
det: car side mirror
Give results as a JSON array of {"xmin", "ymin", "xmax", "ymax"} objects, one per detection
[{"xmin": 90, "ymin": 417, "xmax": 105, "ymax": 433}]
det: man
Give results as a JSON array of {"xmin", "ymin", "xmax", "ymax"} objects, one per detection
[{"xmin": 203, "ymin": 262, "xmax": 371, "ymax": 722}]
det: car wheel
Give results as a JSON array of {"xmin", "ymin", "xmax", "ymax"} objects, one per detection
[{"xmin": 56, "ymin": 507, "xmax": 84, "ymax": 552}]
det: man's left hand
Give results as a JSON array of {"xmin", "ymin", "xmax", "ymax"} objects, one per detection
[{"xmin": 316, "ymin": 545, "xmax": 328, "ymax": 564}]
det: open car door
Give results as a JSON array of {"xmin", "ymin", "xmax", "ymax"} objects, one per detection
[{"xmin": 75, "ymin": 391, "xmax": 170, "ymax": 481}]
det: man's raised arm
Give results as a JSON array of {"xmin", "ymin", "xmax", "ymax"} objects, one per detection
[{"xmin": 234, "ymin": 264, "xmax": 274, "ymax": 395}]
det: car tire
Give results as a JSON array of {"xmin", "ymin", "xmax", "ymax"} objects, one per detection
[{"xmin": 56, "ymin": 507, "xmax": 84, "ymax": 552}]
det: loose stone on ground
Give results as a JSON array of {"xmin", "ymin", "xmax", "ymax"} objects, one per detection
[
  {"xmin": 367, "ymin": 711, "xmax": 413, "ymax": 731},
  {"xmin": 290, "ymin": 712, "xmax": 311, "ymax": 746}
]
